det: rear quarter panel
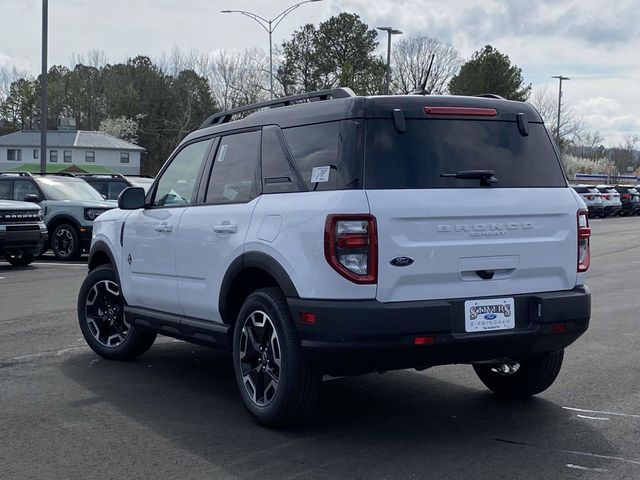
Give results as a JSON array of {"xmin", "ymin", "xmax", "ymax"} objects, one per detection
[{"xmin": 246, "ymin": 191, "xmax": 376, "ymax": 300}]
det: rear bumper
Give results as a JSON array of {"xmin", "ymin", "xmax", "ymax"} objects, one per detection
[
  {"xmin": 603, "ymin": 205, "xmax": 621, "ymax": 215},
  {"xmin": 587, "ymin": 205, "xmax": 603, "ymax": 216},
  {"xmin": 288, "ymin": 286, "xmax": 591, "ymax": 375},
  {"xmin": 0, "ymin": 226, "xmax": 48, "ymax": 257},
  {"xmin": 620, "ymin": 202, "xmax": 640, "ymax": 214}
]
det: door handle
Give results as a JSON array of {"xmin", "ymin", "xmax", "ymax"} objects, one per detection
[
  {"xmin": 213, "ymin": 223, "xmax": 238, "ymax": 234},
  {"xmin": 154, "ymin": 223, "xmax": 173, "ymax": 233}
]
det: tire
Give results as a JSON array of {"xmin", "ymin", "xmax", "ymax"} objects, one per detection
[
  {"xmin": 52, "ymin": 223, "xmax": 81, "ymax": 260},
  {"xmin": 232, "ymin": 287, "xmax": 321, "ymax": 427},
  {"xmin": 473, "ymin": 350, "xmax": 564, "ymax": 397},
  {"xmin": 5, "ymin": 252, "xmax": 34, "ymax": 266},
  {"xmin": 77, "ymin": 265, "xmax": 156, "ymax": 360}
]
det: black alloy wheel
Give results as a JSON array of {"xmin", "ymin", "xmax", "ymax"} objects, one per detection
[
  {"xmin": 78, "ymin": 265, "xmax": 156, "ymax": 360},
  {"xmin": 52, "ymin": 223, "xmax": 80, "ymax": 260}
]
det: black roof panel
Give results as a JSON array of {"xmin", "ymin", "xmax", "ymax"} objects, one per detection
[{"xmin": 183, "ymin": 93, "xmax": 544, "ymax": 147}]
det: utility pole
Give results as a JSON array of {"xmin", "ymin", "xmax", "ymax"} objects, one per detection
[
  {"xmin": 377, "ymin": 27, "xmax": 403, "ymax": 95},
  {"xmin": 40, "ymin": 0, "xmax": 48, "ymax": 174},
  {"xmin": 222, "ymin": 0, "xmax": 322, "ymax": 100},
  {"xmin": 552, "ymin": 75, "xmax": 570, "ymax": 150}
]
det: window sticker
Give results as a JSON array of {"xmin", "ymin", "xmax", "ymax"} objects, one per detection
[
  {"xmin": 311, "ymin": 166, "xmax": 330, "ymax": 183},
  {"xmin": 217, "ymin": 144, "xmax": 229, "ymax": 162}
]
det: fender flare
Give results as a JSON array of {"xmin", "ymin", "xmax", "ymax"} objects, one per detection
[
  {"xmin": 46, "ymin": 214, "xmax": 82, "ymax": 232},
  {"xmin": 88, "ymin": 240, "xmax": 126, "ymax": 302},
  {"xmin": 219, "ymin": 251, "xmax": 299, "ymax": 323}
]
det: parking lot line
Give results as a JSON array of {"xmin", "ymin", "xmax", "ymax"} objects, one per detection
[{"xmin": 563, "ymin": 406, "xmax": 640, "ymax": 419}]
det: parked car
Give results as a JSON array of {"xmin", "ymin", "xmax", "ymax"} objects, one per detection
[
  {"xmin": 0, "ymin": 199, "xmax": 47, "ymax": 266},
  {"xmin": 77, "ymin": 174, "xmax": 132, "ymax": 201},
  {"xmin": 77, "ymin": 89, "xmax": 591, "ymax": 426},
  {"xmin": 125, "ymin": 175, "xmax": 155, "ymax": 194},
  {"xmin": 572, "ymin": 185, "xmax": 604, "ymax": 218},
  {"xmin": 613, "ymin": 186, "xmax": 640, "ymax": 215},
  {"xmin": 596, "ymin": 186, "xmax": 622, "ymax": 216},
  {"xmin": 0, "ymin": 172, "xmax": 115, "ymax": 260},
  {"xmin": 78, "ymin": 173, "xmax": 156, "ymax": 200}
]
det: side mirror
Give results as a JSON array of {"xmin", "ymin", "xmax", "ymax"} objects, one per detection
[
  {"xmin": 24, "ymin": 194, "xmax": 40, "ymax": 203},
  {"xmin": 118, "ymin": 187, "xmax": 146, "ymax": 210}
]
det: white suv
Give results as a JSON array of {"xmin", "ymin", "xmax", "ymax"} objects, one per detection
[{"xmin": 77, "ymin": 89, "xmax": 592, "ymax": 427}]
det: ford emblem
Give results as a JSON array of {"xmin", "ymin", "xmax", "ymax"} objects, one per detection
[
  {"xmin": 484, "ymin": 313, "xmax": 497, "ymax": 320},
  {"xmin": 390, "ymin": 256, "xmax": 414, "ymax": 267}
]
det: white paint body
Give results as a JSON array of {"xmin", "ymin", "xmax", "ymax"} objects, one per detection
[{"xmin": 93, "ymin": 185, "xmax": 585, "ymax": 325}]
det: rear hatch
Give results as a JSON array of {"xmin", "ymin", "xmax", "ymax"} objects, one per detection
[
  {"xmin": 364, "ymin": 107, "xmax": 581, "ymax": 303},
  {"xmin": 588, "ymin": 188, "xmax": 603, "ymax": 205}
]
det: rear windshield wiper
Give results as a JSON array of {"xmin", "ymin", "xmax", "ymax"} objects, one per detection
[{"xmin": 440, "ymin": 169, "xmax": 498, "ymax": 187}]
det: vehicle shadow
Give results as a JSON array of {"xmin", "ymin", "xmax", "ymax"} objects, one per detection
[{"xmin": 61, "ymin": 341, "xmax": 618, "ymax": 479}]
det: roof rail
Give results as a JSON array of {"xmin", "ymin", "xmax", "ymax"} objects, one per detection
[
  {"xmin": 199, "ymin": 88, "xmax": 356, "ymax": 129},
  {"xmin": 32, "ymin": 172, "xmax": 77, "ymax": 177},
  {"xmin": 476, "ymin": 93, "xmax": 506, "ymax": 100},
  {"xmin": 76, "ymin": 173, "xmax": 125, "ymax": 178},
  {"xmin": 0, "ymin": 171, "xmax": 34, "ymax": 177}
]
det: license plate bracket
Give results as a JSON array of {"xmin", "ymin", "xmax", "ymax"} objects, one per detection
[{"xmin": 464, "ymin": 297, "xmax": 515, "ymax": 333}]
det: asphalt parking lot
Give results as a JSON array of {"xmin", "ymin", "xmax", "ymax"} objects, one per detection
[{"xmin": 1, "ymin": 217, "xmax": 639, "ymax": 480}]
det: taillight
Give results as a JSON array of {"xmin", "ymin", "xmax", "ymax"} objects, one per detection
[
  {"xmin": 585, "ymin": 195, "xmax": 593, "ymax": 200},
  {"xmin": 603, "ymin": 194, "xmax": 610, "ymax": 200},
  {"xmin": 621, "ymin": 193, "xmax": 631, "ymax": 200},
  {"xmin": 577, "ymin": 209, "xmax": 591, "ymax": 272},
  {"xmin": 324, "ymin": 214, "xmax": 377, "ymax": 284}
]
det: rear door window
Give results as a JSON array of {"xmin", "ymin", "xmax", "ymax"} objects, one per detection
[
  {"xmin": 365, "ymin": 119, "xmax": 566, "ymax": 189},
  {"xmin": 205, "ymin": 130, "xmax": 260, "ymax": 204}
]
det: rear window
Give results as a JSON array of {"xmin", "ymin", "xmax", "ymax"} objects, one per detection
[{"xmin": 365, "ymin": 119, "xmax": 566, "ymax": 189}]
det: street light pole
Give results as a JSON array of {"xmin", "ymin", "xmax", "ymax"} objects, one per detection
[
  {"xmin": 552, "ymin": 75, "xmax": 570, "ymax": 149},
  {"xmin": 377, "ymin": 27, "xmax": 403, "ymax": 95},
  {"xmin": 40, "ymin": 0, "xmax": 48, "ymax": 174},
  {"xmin": 222, "ymin": 0, "xmax": 322, "ymax": 100}
]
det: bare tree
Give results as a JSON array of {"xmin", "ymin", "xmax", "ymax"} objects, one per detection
[
  {"xmin": 0, "ymin": 65, "xmax": 27, "ymax": 100},
  {"xmin": 612, "ymin": 134, "xmax": 640, "ymax": 173},
  {"xmin": 391, "ymin": 37, "xmax": 462, "ymax": 94},
  {"xmin": 530, "ymin": 86, "xmax": 584, "ymax": 147},
  {"xmin": 574, "ymin": 131, "xmax": 605, "ymax": 159},
  {"xmin": 206, "ymin": 49, "xmax": 270, "ymax": 111},
  {"xmin": 158, "ymin": 47, "xmax": 210, "ymax": 78},
  {"xmin": 70, "ymin": 49, "xmax": 108, "ymax": 68}
]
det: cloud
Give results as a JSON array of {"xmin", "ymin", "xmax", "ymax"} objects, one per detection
[{"xmin": 0, "ymin": 0, "xmax": 637, "ymax": 145}]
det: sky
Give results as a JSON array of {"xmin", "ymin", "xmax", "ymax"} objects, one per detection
[{"xmin": 0, "ymin": 0, "xmax": 638, "ymax": 147}]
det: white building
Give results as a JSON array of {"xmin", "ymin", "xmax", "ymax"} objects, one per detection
[{"xmin": 0, "ymin": 130, "xmax": 144, "ymax": 174}]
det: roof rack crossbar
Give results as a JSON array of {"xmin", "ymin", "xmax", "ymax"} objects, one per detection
[{"xmin": 199, "ymin": 88, "xmax": 356, "ymax": 129}]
